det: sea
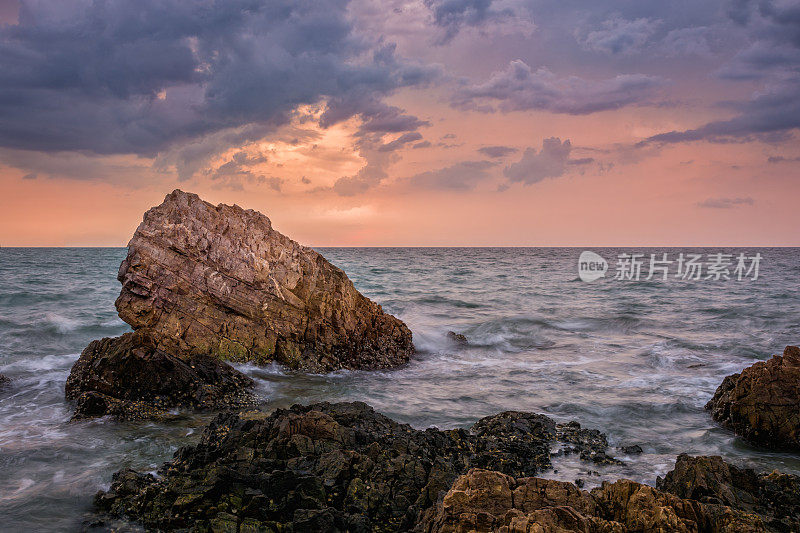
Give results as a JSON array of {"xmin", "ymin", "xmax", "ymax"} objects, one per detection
[{"xmin": 1, "ymin": 247, "xmax": 799, "ymax": 531}]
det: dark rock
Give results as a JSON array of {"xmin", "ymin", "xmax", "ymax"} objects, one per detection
[
  {"xmin": 445, "ymin": 331, "xmax": 468, "ymax": 346},
  {"xmin": 426, "ymin": 467, "xmax": 766, "ymax": 532},
  {"xmin": 556, "ymin": 420, "xmax": 622, "ymax": 465},
  {"xmin": 91, "ymin": 402, "xmax": 619, "ymax": 531},
  {"xmin": 66, "ymin": 329, "xmax": 257, "ymax": 420},
  {"xmin": 658, "ymin": 454, "xmax": 800, "ymax": 532},
  {"xmin": 115, "ymin": 190, "xmax": 414, "ymax": 371},
  {"xmin": 0, "ymin": 373, "xmax": 9, "ymax": 387},
  {"xmin": 706, "ymin": 346, "xmax": 800, "ymax": 451},
  {"xmin": 619, "ymin": 444, "xmax": 643, "ymax": 455}
]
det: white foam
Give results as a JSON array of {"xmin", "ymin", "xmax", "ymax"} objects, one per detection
[{"xmin": 43, "ymin": 312, "xmax": 82, "ymax": 333}]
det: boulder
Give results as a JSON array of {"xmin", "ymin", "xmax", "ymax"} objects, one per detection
[
  {"xmin": 115, "ymin": 189, "xmax": 414, "ymax": 371},
  {"xmin": 65, "ymin": 329, "xmax": 256, "ymax": 420},
  {"xmin": 427, "ymin": 468, "xmax": 766, "ymax": 532},
  {"xmin": 657, "ymin": 454, "xmax": 800, "ymax": 532},
  {"xmin": 0, "ymin": 373, "xmax": 9, "ymax": 387},
  {"xmin": 706, "ymin": 346, "xmax": 800, "ymax": 450},
  {"xmin": 90, "ymin": 402, "xmax": 620, "ymax": 531}
]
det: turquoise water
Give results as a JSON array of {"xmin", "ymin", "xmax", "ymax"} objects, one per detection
[{"xmin": 1, "ymin": 247, "xmax": 799, "ymax": 531}]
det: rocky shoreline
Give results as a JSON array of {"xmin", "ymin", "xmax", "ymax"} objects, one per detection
[
  {"xmin": 62, "ymin": 191, "xmax": 800, "ymax": 532},
  {"xmin": 86, "ymin": 402, "xmax": 800, "ymax": 532}
]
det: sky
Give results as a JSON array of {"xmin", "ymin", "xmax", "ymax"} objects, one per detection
[{"xmin": 0, "ymin": 0, "xmax": 799, "ymax": 246}]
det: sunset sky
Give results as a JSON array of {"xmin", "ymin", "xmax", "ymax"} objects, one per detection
[{"xmin": 1, "ymin": 0, "xmax": 798, "ymax": 246}]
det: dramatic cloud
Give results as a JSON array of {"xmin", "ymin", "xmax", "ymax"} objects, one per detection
[
  {"xmin": 405, "ymin": 160, "xmax": 497, "ymax": 190},
  {"xmin": 423, "ymin": 0, "xmax": 532, "ymax": 43},
  {"xmin": 646, "ymin": 79, "xmax": 800, "ymax": 144},
  {"xmin": 453, "ymin": 60, "xmax": 664, "ymax": 115},
  {"xmin": 478, "ymin": 145, "xmax": 518, "ymax": 158},
  {"xmin": 578, "ymin": 16, "xmax": 660, "ymax": 55},
  {"xmin": 697, "ymin": 197, "xmax": 755, "ymax": 208},
  {"xmin": 503, "ymin": 137, "xmax": 571, "ymax": 185},
  {"xmin": 0, "ymin": 0, "xmax": 437, "ymax": 156},
  {"xmin": 645, "ymin": 0, "xmax": 800, "ymax": 144}
]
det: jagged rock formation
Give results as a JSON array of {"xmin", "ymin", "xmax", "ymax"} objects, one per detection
[
  {"xmin": 115, "ymin": 189, "xmax": 414, "ymax": 372},
  {"xmin": 86, "ymin": 402, "xmax": 800, "ymax": 532},
  {"xmin": 89, "ymin": 402, "xmax": 618, "ymax": 531},
  {"xmin": 427, "ymin": 467, "xmax": 766, "ymax": 532},
  {"xmin": 657, "ymin": 454, "xmax": 800, "ymax": 532},
  {"xmin": 706, "ymin": 346, "xmax": 800, "ymax": 451},
  {"xmin": 65, "ymin": 329, "xmax": 256, "ymax": 420}
]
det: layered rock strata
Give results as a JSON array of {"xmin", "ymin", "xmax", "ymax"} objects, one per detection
[{"xmin": 116, "ymin": 189, "xmax": 414, "ymax": 371}]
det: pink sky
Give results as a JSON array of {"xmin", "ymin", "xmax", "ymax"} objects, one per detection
[{"xmin": 1, "ymin": 0, "xmax": 799, "ymax": 246}]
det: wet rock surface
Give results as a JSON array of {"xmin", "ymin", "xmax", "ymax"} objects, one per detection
[
  {"xmin": 65, "ymin": 330, "xmax": 257, "ymax": 420},
  {"xmin": 555, "ymin": 421, "xmax": 622, "ymax": 465},
  {"xmin": 657, "ymin": 454, "xmax": 800, "ymax": 532},
  {"xmin": 90, "ymin": 402, "xmax": 621, "ymax": 531},
  {"xmin": 116, "ymin": 189, "xmax": 414, "ymax": 372},
  {"xmin": 427, "ymin": 467, "xmax": 766, "ymax": 533},
  {"xmin": 446, "ymin": 331, "xmax": 468, "ymax": 346},
  {"xmin": 706, "ymin": 345, "xmax": 800, "ymax": 451}
]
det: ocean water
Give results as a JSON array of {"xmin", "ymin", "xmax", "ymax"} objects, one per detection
[{"xmin": 1, "ymin": 247, "xmax": 799, "ymax": 531}]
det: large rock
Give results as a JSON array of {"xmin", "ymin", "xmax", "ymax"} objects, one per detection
[
  {"xmin": 427, "ymin": 468, "xmax": 766, "ymax": 532},
  {"xmin": 65, "ymin": 329, "xmax": 256, "ymax": 420},
  {"xmin": 89, "ymin": 402, "xmax": 619, "ymax": 531},
  {"xmin": 706, "ymin": 346, "xmax": 800, "ymax": 450},
  {"xmin": 657, "ymin": 454, "xmax": 800, "ymax": 532},
  {"xmin": 115, "ymin": 189, "xmax": 414, "ymax": 371}
]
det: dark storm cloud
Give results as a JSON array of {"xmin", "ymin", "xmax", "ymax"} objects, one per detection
[
  {"xmin": 452, "ymin": 60, "xmax": 665, "ymax": 115},
  {"xmin": 646, "ymin": 81, "xmax": 800, "ymax": 144},
  {"xmin": 645, "ymin": 0, "xmax": 800, "ymax": 144},
  {"xmin": 0, "ymin": 0, "xmax": 438, "ymax": 155},
  {"xmin": 424, "ymin": 0, "xmax": 516, "ymax": 43},
  {"xmin": 478, "ymin": 145, "xmax": 518, "ymax": 158}
]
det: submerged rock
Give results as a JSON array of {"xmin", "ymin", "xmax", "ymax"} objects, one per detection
[
  {"xmin": 91, "ymin": 402, "xmax": 620, "ymax": 531},
  {"xmin": 619, "ymin": 444, "xmax": 643, "ymax": 455},
  {"xmin": 0, "ymin": 373, "xmax": 9, "ymax": 388},
  {"xmin": 706, "ymin": 346, "xmax": 800, "ymax": 451},
  {"xmin": 427, "ymin": 467, "xmax": 766, "ymax": 532},
  {"xmin": 446, "ymin": 331, "xmax": 468, "ymax": 346},
  {"xmin": 116, "ymin": 189, "xmax": 413, "ymax": 371},
  {"xmin": 65, "ymin": 329, "xmax": 256, "ymax": 420}
]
